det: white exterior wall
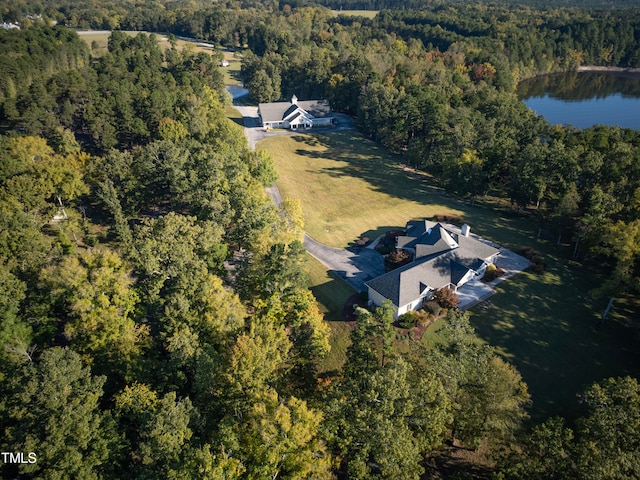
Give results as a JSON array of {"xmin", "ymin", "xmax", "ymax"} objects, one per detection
[
  {"xmin": 397, "ymin": 297, "xmax": 426, "ymax": 318},
  {"xmin": 312, "ymin": 117, "xmax": 333, "ymax": 126},
  {"xmin": 475, "ymin": 262, "xmax": 489, "ymax": 277},
  {"xmin": 368, "ymin": 287, "xmax": 400, "ymax": 319},
  {"xmin": 264, "ymin": 121, "xmax": 286, "ymax": 128},
  {"xmin": 368, "ymin": 287, "xmax": 389, "ymax": 309},
  {"xmin": 456, "ymin": 269, "xmax": 477, "ymax": 288}
]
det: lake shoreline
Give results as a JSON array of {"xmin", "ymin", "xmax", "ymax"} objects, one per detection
[
  {"xmin": 519, "ymin": 70, "xmax": 640, "ymax": 130},
  {"xmin": 578, "ymin": 65, "xmax": 640, "ymax": 74}
]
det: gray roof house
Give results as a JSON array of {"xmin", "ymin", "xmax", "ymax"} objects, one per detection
[
  {"xmin": 365, "ymin": 221, "xmax": 499, "ymax": 318},
  {"xmin": 258, "ymin": 95, "xmax": 334, "ymax": 130}
]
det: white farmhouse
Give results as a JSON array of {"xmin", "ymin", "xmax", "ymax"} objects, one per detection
[
  {"xmin": 365, "ymin": 221, "xmax": 499, "ymax": 318},
  {"xmin": 258, "ymin": 95, "xmax": 334, "ymax": 130}
]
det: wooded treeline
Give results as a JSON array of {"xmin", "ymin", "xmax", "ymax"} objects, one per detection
[
  {"xmin": 231, "ymin": 5, "xmax": 640, "ymax": 302},
  {"xmin": 1, "ymin": 12, "xmax": 640, "ymax": 480},
  {"xmin": 0, "ymin": 26, "xmax": 528, "ymax": 479}
]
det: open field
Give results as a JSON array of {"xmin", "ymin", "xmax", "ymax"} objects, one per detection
[
  {"xmin": 331, "ymin": 9, "xmax": 379, "ymax": 18},
  {"xmin": 78, "ymin": 31, "xmax": 220, "ymax": 55},
  {"xmin": 79, "ymin": 31, "xmax": 243, "ymax": 86},
  {"xmin": 259, "ymin": 132, "xmax": 464, "ymax": 248},
  {"xmin": 261, "ymin": 128, "xmax": 640, "ymax": 420},
  {"xmin": 219, "ymin": 51, "xmax": 243, "ymax": 86}
]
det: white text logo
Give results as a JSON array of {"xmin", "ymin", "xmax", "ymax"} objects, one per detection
[{"xmin": 1, "ymin": 452, "xmax": 37, "ymax": 464}]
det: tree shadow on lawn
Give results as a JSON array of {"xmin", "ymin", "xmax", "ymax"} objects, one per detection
[
  {"xmin": 286, "ymin": 131, "xmax": 640, "ymax": 421},
  {"xmin": 290, "ymin": 132, "xmax": 539, "ymax": 250},
  {"xmin": 469, "ymin": 253, "xmax": 640, "ymax": 422}
]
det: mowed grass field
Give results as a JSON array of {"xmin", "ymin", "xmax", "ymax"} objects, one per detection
[
  {"xmin": 331, "ymin": 9, "xmax": 379, "ymax": 18},
  {"xmin": 259, "ymin": 132, "xmax": 466, "ymax": 248},
  {"xmin": 78, "ymin": 31, "xmax": 243, "ymax": 86},
  {"xmin": 261, "ymin": 129, "xmax": 640, "ymax": 420},
  {"xmin": 305, "ymin": 254, "xmax": 356, "ymax": 374}
]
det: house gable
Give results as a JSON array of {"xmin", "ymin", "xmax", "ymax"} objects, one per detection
[
  {"xmin": 258, "ymin": 95, "xmax": 333, "ymax": 129},
  {"xmin": 366, "ymin": 222, "xmax": 500, "ymax": 317}
]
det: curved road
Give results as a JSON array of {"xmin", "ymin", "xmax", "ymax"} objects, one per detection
[{"xmin": 234, "ymin": 102, "xmax": 382, "ymax": 291}]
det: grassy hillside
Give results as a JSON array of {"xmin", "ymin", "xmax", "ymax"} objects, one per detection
[
  {"xmin": 259, "ymin": 131, "xmax": 464, "ymax": 248},
  {"xmin": 261, "ymin": 129, "xmax": 640, "ymax": 420}
]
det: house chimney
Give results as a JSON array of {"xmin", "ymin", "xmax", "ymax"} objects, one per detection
[
  {"xmin": 291, "ymin": 94, "xmax": 298, "ymax": 105},
  {"xmin": 461, "ymin": 224, "xmax": 470, "ymax": 237}
]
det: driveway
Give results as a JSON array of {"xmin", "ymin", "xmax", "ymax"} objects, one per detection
[
  {"xmin": 235, "ymin": 103, "xmax": 531, "ymax": 300},
  {"xmin": 233, "ymin": 103, "xmax": 355, "ymax": 150},
  {"xmin": 304, "ymin": 234, "xmax": 385, "ymax": 292},
  {"xmin": 233, "ymin": 103, "xmax": 395, "ymax": 293}
]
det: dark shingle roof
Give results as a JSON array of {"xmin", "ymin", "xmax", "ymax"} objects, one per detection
[
  {"xmin": 258, "ymin": 102, "xmax": 293, "ymax": 123},
  {"xmin": 367, "ymin": 222, "xmax": 500, "ymax": 307},
  {"xmin": 297, "ymin": 99, "xmax": 331, "ymax": 118},
  {"xmin": 258, "ymin": 98, "xmax": 331, "ymax": 123}
]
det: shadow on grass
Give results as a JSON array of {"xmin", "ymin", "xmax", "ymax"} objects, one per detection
[
  {"xmin": 289, "ymin": 131, "xmax": 537, "ymax": 250},
  {"xmin": 285, "ymin": 130, "xmax": 640, "ymax": 421},
  {"xmin": 469, "ymin": 247, "xmax": 640, "ymax": 422},
  {"xmin": 228, "ymin": 116, "xmax": 244, "ymax": 128}
]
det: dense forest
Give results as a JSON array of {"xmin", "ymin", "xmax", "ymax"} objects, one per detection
[{"xmin": 1, "ymin": 1, "xmax": 640, "ymax": 478}]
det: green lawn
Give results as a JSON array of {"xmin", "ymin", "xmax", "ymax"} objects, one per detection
[
  {"xmin": 331, "ymin": 9, "xmax": 379, "ymax": 18},
  {"xmin": 259, "ymin": 132, "xmax": 466, "ymax": 248},
  {"xmin": 305, "ymin": 254, "xmax": 356, "ymax": 374},
  {"xmin": 469, "ymin": 254, "xmax": 640, "ymax": 422},
  {"xmin": 317, "ymin": 321, "xmax": 353, "ymax": 375},
  {"xmin": 220, "ymin": 51, "xmax": 243, "ymax": 86},
  {"xmin": 262, "ymin": 128, "xmax": 640, "ymax": 420},
  {"xmin": 306, "ymin": 254, "xmax": 356, "ymax": 321},
  {"xmin": 259, "ymin": 131, "xmax": 539, "ymax": 250}
]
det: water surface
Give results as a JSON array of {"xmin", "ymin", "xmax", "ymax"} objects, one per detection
[{"xmin": 517, "ymin": 72, "xmax": 640, "ymax": 130}]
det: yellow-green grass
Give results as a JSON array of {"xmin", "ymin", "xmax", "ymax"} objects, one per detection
[
  {"xmin": 305, "ymin": 254, "xmax": 356, "ymax": 321},
  {"xmin": 317, "ymin": 321, "xmax": 353, "ymax": 374},
  {"xmin": 259, "ymin": 130, "xmax": 559, "ymax": 252},
  {"xmin": 225, "ymin": 105, "xmax": 245, "ymax": 128},
  {"xmin": 262, "ymin": 129, "xmax": 640, "ymax": 420},
  {"xmin": 331, "ymin": 9, "xmax": 379, "ymax": 18},
  {"xmin": 220, "ymin": 51, "xmax": 243, "ymax": 86},
  {"xmin": 77, "ymin": 30, "xmax": 219, "ymax": 57},
  {"xmin": 259, "ymin": 132, "xmax": 465, "ymax": 248}
]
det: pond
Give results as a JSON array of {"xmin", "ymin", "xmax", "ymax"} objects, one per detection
[{"xmin": 517, "ymin": 71, "xmax": 640, "ymax": 130}]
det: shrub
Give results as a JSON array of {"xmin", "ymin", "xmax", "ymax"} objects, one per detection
[
  {"xmin": 519, "ymin": 246, "xmax": 546, "ymax": 273},
  {"xmin": 397, "ymin": 312, "xmax": 417, "ymax": 329},
  {"xmin": 384, "ymin": 229, "xmax": 404, "ymax": 247},
  {"xmin": 376, "ymin": 244, "xmax": 393, "ymax": 255},
  {"xmin": 434, "ymin": 288, "xmax": 460, "ymax": 309},
  {"xmin": 482, "ymin": 263, "xmax": 505, "ymax": 281},
  {"xmin": 422, "ymin": 300, "xmax": 441, "ymax": 317},
  {"xmin": 385, "ymin": 249, "xmax": 413, "ymax": 272},
  {"xmin": 434, "ymin": 214, "xmax": 464, "ymax": 224},
  {"xmin": 413, "ymin": 308, "xmax": 432, "ymax": 326},
  {"xmin": 398, "ymin": 309, "xmax": 431, "ymax": 328}
]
